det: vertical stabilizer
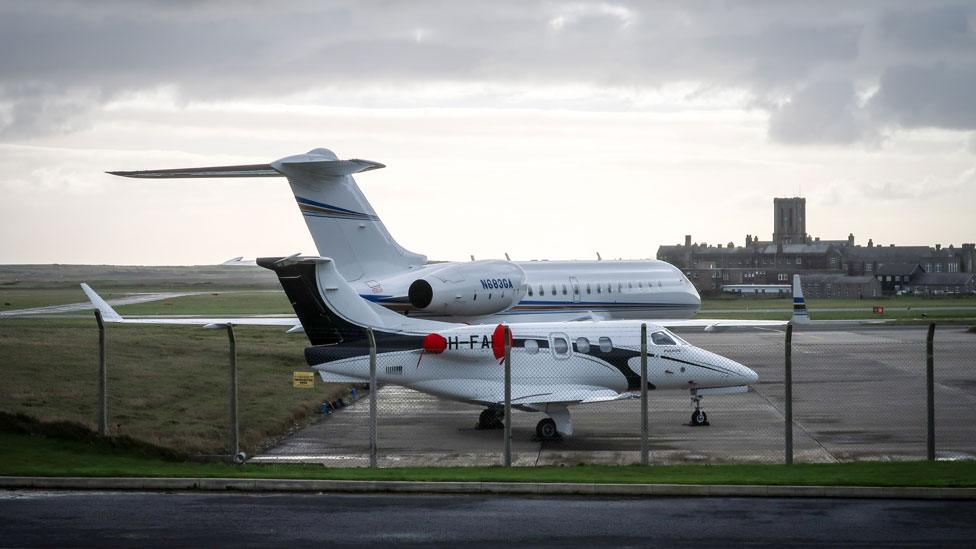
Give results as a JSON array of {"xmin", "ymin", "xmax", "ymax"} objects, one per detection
[
  {"xmin": 271, "ymin": 149, "xmax": 426, "ymax": 281},
  {"xmin": 109, "ymin": 148, "xmax": 427, "ymax": 282},
  {"xmin": 791, "ymin": 274, "xmax": 810, "ymax": 323}
]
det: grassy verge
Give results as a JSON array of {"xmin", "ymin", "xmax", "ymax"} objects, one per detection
[
  {"xmin": 2, "ymin": 430, "xmax": 974, "ymax": 487},
  {"xmin": 0, "ymin": 318, "xmax": 346, "ymax": 454}
]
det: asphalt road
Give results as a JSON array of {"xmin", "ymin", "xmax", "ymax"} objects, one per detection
[{"xmin": 1, "ymin": 491, "xmax": 975, "ymax": 547}]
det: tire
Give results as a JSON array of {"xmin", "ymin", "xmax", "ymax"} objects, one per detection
[
  {"xmin": 536, "ymin": 418, "xmax": 558, "ymax": 440},
  {"xmin": 690, "ymin": 410, "xmax": 708, "ymax": 426},
  {"xmin": 477, "ymin": 408, "xmax": 503, "ymax": 430}
]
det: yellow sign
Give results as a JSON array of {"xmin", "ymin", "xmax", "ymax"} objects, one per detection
[{"xmin": 293, "ymin": 371, "xmax": 315, "ymax": 388}]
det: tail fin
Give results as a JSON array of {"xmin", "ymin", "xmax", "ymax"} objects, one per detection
[
  {"xmin": 110, "ymin": 148, "xmax": 426, "ymax": 282},
  {"xmin": 791, "ymin": 274, "xmax": 810, "ymax": 324},
  {"xmin": 257, "ymin": 255, "xmax": 455, "ymax": 347}
]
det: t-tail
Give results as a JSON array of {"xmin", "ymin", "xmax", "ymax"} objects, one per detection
[
  {"xmin": 791, "ymin": 274, "xmax": 810, "ymax": 324},
  {"xmin": 110, "ymin": 148, "xmax": 426, "ymax": 282}
]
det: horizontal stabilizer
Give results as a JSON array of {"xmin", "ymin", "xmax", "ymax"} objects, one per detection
[
  {"xmin": 318, "ymin": 371, "xmax": 366, "ymax": 383},
  {"xmin": 108, "ymin": 164, "xmax": 280, "ymax": 178}
]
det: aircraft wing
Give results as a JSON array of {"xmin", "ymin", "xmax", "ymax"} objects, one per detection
[
  {"xmin": 510, "ymin": 386, "xmax": 637, "ymax": 406},
  {"xmin": 81, "ymin": 283, "xmax": 301, "ymax": 330},
  {"xmin": 656, "ymin": 318, "xmax": 788, "ymax": 331}
]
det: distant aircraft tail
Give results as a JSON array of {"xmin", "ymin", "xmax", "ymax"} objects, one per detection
[
  {"xmin": 110, "ymin": 148, "xmax": 427, "ymax": 282},
  {"xmin": 791, "ymin": 274, "xmax": 810, "ymax": 324}
]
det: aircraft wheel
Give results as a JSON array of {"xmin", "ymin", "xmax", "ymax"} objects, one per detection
[
  {"xmin": 536, "ymin": 418, "xmax": 559, "ymax": 440},
  {"xmin": 477, "ymin": 408, "xmax": 503, "ymax": 430},
  {"xmin": 690, "ymin": 410, "xmax": 709, "ymax": 427}
]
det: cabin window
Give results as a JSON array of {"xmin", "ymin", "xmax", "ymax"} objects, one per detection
[
  {"xmin": 562, "ymin": 284, "xmax": 568, "ymax": 295},
  {"xmin": 552, "ymin": 337, "xmax": 569, "ymax": 355},
  {"xmin": 608, "ymin": 284, "xmax": 613, "ymax": 294},
  {"xmin": 524, "ymin": 339, "xmax": 540, "ymax": 354},
  {"xmin": 598, "ymin": 336, "xmax": 613, "ymax": 353},
  {"xmin": 651, "ymin": 331, "xmax": 676, "ymax": 346},
  {"xmin": 575, "ymin": 337, "xmax": 590, "ymax": 353},
  {"xmin": 551, "ymin": 284, "xmax": 557, "ymax": 296},
  {"xmin": 586, "ymin": 284, "xmax": 591, "ymax": 294},
  {"xmin": 539, "ymin": 285, "xmax": 544, "ymax": 296},
  {"xmin": 628, "ymin": 282, "xmax": 633, "ymax": 290},
  {"xmin": 473, "ymin": 293, "xmax": 477, "ymax": 301},
  {"xmin": 596, "ymin": 285, "xmax": 601, "ymax": 294},
  {"xmin": 618, "ymin": 283, "xmax": 623, "ymax": 292},
  {"xmin": 527, "ymin": 286, "xmax": 533, "ymax": 297},
  {"xmin": 638, "ymin": 282, "xmax": 643, "ymax": 289}
]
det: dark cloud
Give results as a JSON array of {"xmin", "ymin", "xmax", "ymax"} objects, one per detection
[{"xmin": 1, "ymin": 0, "xmax": 974, "ymax": 144}]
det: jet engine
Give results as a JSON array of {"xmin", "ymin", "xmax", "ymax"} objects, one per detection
[{"xmin": 407, "ymin": 260, "xmax": 526, "ymax": 316}]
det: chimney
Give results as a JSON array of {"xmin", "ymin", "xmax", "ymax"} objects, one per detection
[
  {"xmin": 728, "ymin": 241, "xmax": 735, "ymax": 249},
  {"xmin": 746, "ymin": 234, "xmax": 752, "ymax": 247},
  {"xmin": 718, "ymin": 243, "xmax": 723, "ymax": 249},
  {"xmin": 685, "ymin": 235, "xmax": 692, "ymax": 247},
  {"xmin": 848, "ymin": 233, "xmax": 854, "ymax": 246},
  {"xmin": 815, "ymin": 237, "xmax": 820, "ymax": 242},
  {"xmin": 936, "ymin": 244, "xmax": 941, "ymax": 251},
  {"xmin": 889, "ymin": 244, "xmax": 895, "ymax": 247},
  {"xmin": 868, "ymin": 238, "xmax": 874, "ymax": 248}
]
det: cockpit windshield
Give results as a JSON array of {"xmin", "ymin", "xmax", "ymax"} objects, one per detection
[
  {"xmin": 651, "ymin": 331, "xmax": 677, "ymax": 346},
  {"xmin": 651, "ymin": 330, "xmax": 688, "ymax": 346}
]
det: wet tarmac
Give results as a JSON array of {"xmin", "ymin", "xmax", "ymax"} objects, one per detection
[{"xmin": 254, "ymin": 326, "xmax": 976, "ymax": 466}]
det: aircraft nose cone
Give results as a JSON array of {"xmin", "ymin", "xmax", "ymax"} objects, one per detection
[{"xmin": 739, "ymin": 363, "xmax": 759, "ymax": 384}]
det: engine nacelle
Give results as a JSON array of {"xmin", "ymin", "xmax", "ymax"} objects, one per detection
[{"xmin": 408, "ymin": 260, "xmax": 526, "ymax": 316}]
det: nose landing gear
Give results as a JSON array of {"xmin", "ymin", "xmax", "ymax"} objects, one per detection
[{"xmin": 690, "ymin": 394, "xmax": 709, "ymax": 427}]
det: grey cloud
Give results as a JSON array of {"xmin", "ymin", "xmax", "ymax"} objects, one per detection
[
  {"xmin": 767, "ymin": 80, "xmax": 864, "ymax": 144},
  {"xmin": 1, "ymin": 0, "xmax": 975, "ymax": 144},
  {"xmin": 868, "ymin": 64, "xmax": 976, "ymax": 130}
]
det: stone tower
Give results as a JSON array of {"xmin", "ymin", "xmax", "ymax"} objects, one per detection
[{"xmin": 773, "ymin": 197, "xmax": 807, "ymax": 245}]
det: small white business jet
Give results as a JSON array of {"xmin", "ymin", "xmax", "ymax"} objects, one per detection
[
  {"xmin": 82, "ymin": 254, "xmax": 786, "ymax": 437},
  {"xmin": 109, "ymin": 148, "xmax": 700, "ymax": 324}
]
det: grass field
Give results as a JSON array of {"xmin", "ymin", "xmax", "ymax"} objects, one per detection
[
  {"xmin": 0, "ymin": 318, "xmax": 346, "ymax": 454},
  {"xmin": 2, "ymin": 430, "xmax": 974, "ymax": 487}
]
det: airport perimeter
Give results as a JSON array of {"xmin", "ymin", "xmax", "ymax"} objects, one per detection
[{"xmin": 253, "ymin": 325, "xmax": 976, "ymax": 467}]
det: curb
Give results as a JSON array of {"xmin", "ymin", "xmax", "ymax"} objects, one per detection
[{"xmin": 1, "ymin": 477, "xmax": 974, "ymax": 499}]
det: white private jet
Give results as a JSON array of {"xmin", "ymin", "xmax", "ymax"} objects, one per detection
[
  {"xmin": 81, "ymin": 254, "xmax": 784, "ymax": 437},
  {"xmin": 109, "ymin": 148, "xmax": 701, "ymax": 324}
]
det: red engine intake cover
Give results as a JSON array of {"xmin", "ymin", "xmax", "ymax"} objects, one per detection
[
  {"xmin": 491, "ymin": 323, "xmax": 512, "ymax": 360},
  {"xmin": 422, "ymin": 333, "xmax": 448, "ymax": 354}
]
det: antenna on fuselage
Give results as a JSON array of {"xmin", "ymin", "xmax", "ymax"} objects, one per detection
[
  {"xmin": 470, "ymin": 254, "xmax": 475, "ymax": 262},
  {"xmin": 596, "ymin": 252, "xmax": 602, "ymax": 261},
  {"xmin": 504, "ymin": 252, "xmax": 510, "ymax": 261}
]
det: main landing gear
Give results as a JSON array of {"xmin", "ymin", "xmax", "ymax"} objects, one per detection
[
  {"xmin": 690, "ymin": 394, "xmax": 710, "ymax": 427},
  {"xmin": 476, "ymin": 406, "xmax": 504, "ymax": 430},
  {"xmin": 535, "ymin": 418, "xmax": 560, "ymax": 441}
]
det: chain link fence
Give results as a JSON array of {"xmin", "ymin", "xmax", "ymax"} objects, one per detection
[{"xmin": 303, "ymin": 323, "xmax": 976, "ymax": 467}]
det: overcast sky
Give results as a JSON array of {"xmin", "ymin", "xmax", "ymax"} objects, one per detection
[{"xmin": 1, "ymin": 0, "xmax": 974, "ymax": 265}]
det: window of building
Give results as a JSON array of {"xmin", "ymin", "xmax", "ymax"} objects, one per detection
[
  {"xmin": 925, "ymin": 263, "xmax": 932, "ymax": 272},
  {"xmin": 575, "ymin": 337, "xmax": 590, "ymax": 353},
  {"xmin": 949, "ymin": 262, "xmax": 958, "ymax": 272},
  {"xmin": 598, "ymin": 336, "xmax": 613, "ymax": 353},
  {"xmin": 935, "ymin": 263, "xmax": 943, "ymax": 273},
  {"xmin": 796, "ymin": 257, "xmax": 802, "ymax": 265}
]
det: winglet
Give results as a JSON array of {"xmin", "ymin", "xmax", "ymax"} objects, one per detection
[
  {"xmin": 791, "ymin": 274, "xmax": 810, "ymax": 324},
  {"xmin": 80, "ymin": 283, "xmax": 124, "ymax": 322}
]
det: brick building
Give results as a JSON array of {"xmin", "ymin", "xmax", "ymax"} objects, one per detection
[{"xmin": 657, "ymin": 197, "xmax": 976, "ymax": 297}]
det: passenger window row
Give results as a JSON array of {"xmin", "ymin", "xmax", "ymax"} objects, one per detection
[{"xmin": 526, "ymin": 281, "xmax": 664, "ymax": 297}]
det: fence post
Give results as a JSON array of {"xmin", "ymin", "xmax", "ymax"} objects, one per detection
[
  {"xmin": 503, "ymin": 325, "xmax": 512, "ymax": 467},
  {"xmin": 226, "ymin": 324, "xmax": 239, "ymax": 460},
  {"xmin": 368, "ymin": 328, "xmax": 378, "ymax": 468},
  {"xmin": 94, "ymin": 310, "xmax": 108, "ymax": 436},
  {"xmin": 784, "ymin": 322, "xmax": 793, "ymax": 465},
  {"xmin": 926, "ymin": 323, "xmax": 936, "ymax": 461},
  {"xmin": 640, "ymin": 323, "xmax": 648, "ymax": 466}
]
